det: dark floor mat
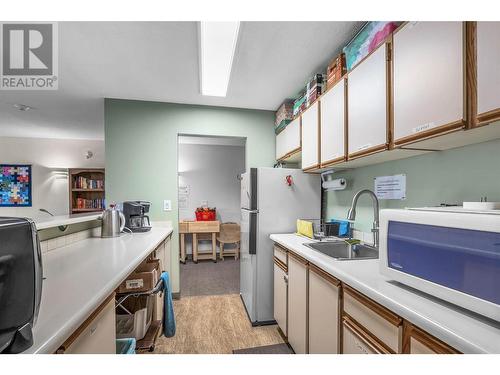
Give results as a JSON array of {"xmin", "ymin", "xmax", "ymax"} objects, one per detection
[
  {"xmin": 233, "ymin": 343, "xmax": 294, "ymax": 354},
  {"xmin": 180, "ymin": 258, "xmax": 239, "ymax": 297}
]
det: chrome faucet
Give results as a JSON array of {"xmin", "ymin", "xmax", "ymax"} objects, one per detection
[{"xmin": 347, "ymin": 189, "xmax": 379, "ymax": 248}]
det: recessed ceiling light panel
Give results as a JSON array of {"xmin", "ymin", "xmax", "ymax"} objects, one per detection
[{"xmin": 199, "ymin": 21, "xmax": 240, "ymax": 97}]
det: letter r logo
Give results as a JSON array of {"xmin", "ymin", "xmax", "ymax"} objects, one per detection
[{"xmin": 2, "ymin": 24, "xmax": 53, "ymax": 75}]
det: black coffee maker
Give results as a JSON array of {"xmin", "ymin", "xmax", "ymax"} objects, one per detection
[{"xmin": 123, "ymin": 201, "xmax": 152, "ymax": 232}]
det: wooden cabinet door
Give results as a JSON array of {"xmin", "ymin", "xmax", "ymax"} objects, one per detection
[
  {"xmin": 64, "ymin": 296, "xmax": 116, "ymax": 354},
  {"xmin": 308, "ymin": 265, "xmax": 340, "ymax": 353},
  {"xmin": 477, "ymin": 22, "xmax": 500, "ymax": 125},
  {"xmin": 273, "ymin": 259, "xmax": 288, "ymax": 337},
  {"xmin": 347, "ymin": 44, "xmax": 388, "ymax": 158},
  {"xmin": 276, "ymin": 117, "xmax": 301, "ymax": 160},
  {"xmin": 276, "ymin": 130, "xmax": 285, "ymax": 160},
  {"xmin": 320, "ymin": 78, "xmax": 346, "ymax": 167},
  {"xmin": 301, "ymin": 102, "xmax": 320, "ymax": 170},
  {"xmin": 393, "ymin": 22, "xmax": 464, "ymax": 145},
  {"xmin": 287, "ymin": 253, "xmax": 308, "ymax": 353}
]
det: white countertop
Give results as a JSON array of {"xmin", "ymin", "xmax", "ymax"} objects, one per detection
[
  {"xmin": 34, "ymin": 213, "xmax": 102, "ymax": 230},
  {"xmin": 25, "ymin": 226, "xmax": 172, "ymax": 354},
  {"xmin": 270, "ymin": 233, "xmax": 500, "ymax": 354}
]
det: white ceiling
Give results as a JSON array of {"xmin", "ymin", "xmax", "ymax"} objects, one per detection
[{"xmin": 0, "ymin": 21, "xmax": 364, "ymax": 141}]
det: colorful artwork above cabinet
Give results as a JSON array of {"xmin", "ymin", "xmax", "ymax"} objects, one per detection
[
  {"xmin": 0, "ymin": 164, "xmax": 32, "ymax": 207},
  {"xmin": 343, "ymin": 21, "xmax": 401, "ymax": 70}
]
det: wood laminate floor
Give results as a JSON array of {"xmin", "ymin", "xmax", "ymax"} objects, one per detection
[{"xmin": 153, "ymin": 294, "xmax": 284, "ymax": 354}]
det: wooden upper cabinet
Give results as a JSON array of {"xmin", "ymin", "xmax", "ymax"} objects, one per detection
[
  {"xmin": 320, "ymin": 78, "xmax": 346, "ymax": 167},
  {"xmin": 347, "ymin": 43, "xmax": 389, "ymax": 159},
  {"xmin": 276, "ymin": 116, "xmax": 301, "ymax": 160},
  {"xmin": 301, "ymin": 101, "xmax": 320, "ymax": 170},
  {"xmin": 393, "ymin": 22, "xmax": 465, "ymax": 146},
  {"xmin": 477, "ymin": 22, "xmax": 500, "ymax": 125}
]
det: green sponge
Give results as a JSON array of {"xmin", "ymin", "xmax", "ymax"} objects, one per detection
[{"xmin": 344, "ymin": 238, "xmax": 361, "ymax": 245}]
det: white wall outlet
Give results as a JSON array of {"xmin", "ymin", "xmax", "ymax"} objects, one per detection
[{"xmin": 163, "ymin": 199, "xmax": 172, "ymax": 211}]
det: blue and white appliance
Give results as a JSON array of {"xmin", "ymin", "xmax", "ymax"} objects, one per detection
[{"xmin": 379, "ymin": 208, "xmax": 500, "ymax": 322}]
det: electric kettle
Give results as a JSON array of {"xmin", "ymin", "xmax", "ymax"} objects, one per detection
[{"xmin": 100, "ymin": 205, "xmax": 126, "ymax": 238}]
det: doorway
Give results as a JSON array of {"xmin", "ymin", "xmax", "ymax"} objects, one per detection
[{"xmin": 177, "ymin": 134, "xmax": 245, "ymax": 297}]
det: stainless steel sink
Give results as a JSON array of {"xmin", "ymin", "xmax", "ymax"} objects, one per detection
[{"xmin": 304, "ymin": 241, "xmax": 378, "ymax": 260}]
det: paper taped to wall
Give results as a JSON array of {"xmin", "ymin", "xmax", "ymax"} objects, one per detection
[{"xmin": 374, "ymin": 174, "xmax": 406, "ymax": 200}]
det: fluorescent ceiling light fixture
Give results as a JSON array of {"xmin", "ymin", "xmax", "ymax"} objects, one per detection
[{"xmin": 199, "ymin": 21, "xmax": 240, "ymax": 97}]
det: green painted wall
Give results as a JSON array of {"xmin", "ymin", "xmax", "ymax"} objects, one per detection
[
  {"xmin": 325, "ymin": 137, "xmax": 500, "ymax": 233},
  {"xmin": 105, "ymin": 99, "xmax": 275, "ymax": 293}
]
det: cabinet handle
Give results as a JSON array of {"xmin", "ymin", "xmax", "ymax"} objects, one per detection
[{"xmin": 283, "ymin": 275, "xmax": 288, "ymax": 284}]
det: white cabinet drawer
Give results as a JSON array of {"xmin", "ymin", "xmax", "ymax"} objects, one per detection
[
  {"xmin": 407, "ymin": 324, "xmax": 459, "ymax": 354},
  {"xmin": 63, "ymin": 295, "xmax": 116, "ymax": 354},
  {"xmin": 342, "ymin": 316, "xmax": 389, "ymax": 354},
  {"xmin": 273, "ymin": 245, "xmax": 287, "ymax": 266},
  {"xmin": 343, "ymin": 286, "xmax": 402, "ymax": 353}
]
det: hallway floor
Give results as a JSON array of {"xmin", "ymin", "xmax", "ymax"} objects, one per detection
[
  {"xmin": 154, "ymin": 294, "xmax": 284, "ymax": 354},
  {"xmin": 180, "ymin": 258, "xmax": 240, "ymax": 297}
]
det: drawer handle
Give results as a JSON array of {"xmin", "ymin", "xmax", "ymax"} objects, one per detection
[
  {"xmin": 90, "ymin": 323, "xmax": 98, "ymax": 336},
  {"xmin": 284, "ymin": 275, "xmax": 288, "ymax": 284}
]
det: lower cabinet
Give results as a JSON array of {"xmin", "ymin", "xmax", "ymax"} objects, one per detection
[
  {"xmin": 342, "ymin": 285, "xmax": 402, "ymax": 353},
  {"xmin": 274, "ymin": 245, "xmax": 461, "ymax": 355},
  {"xmin": 61, "ymin": 295, "xmax": 116, "ymax": 354},
  {"xmin": 287, "ymin": 252, "xmax": 308, "ymax": 354},
  {"xmin": 342, "ymin": 316, "xmax": 389, "ymax": 354},
  {"xmin": 406, "ymin": 324, "xmax": 460, "ymax": 354},
  {"xmin": 308, "ymin": 264, "xmax": 340, "ymax": 354},
  {"xmin": 273, "ymin": 257, "xmax": 288, "ymax": 337}
]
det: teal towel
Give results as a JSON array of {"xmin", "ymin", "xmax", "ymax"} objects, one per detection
[{"xmin": 160, "ymin": 272, "xmax": 176, "ymax": 337}]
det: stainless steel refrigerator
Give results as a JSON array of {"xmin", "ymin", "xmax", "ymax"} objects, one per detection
[{"xmin": 240, "ymin": 167, "xmax": 320, "ymax": 325}]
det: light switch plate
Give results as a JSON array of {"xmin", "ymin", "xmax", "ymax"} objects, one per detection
[{"xmin": 163, "ymin": 200, "xmax": 172, "ymax": 211}]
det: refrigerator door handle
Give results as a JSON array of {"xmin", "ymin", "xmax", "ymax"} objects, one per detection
[{"xmin": 249, "ymin": 211, "xmax": 258, "ymax": 255}]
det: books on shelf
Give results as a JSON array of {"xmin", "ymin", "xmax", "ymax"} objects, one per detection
[
  {"xmin": 73, "ymin": 176, "xmax": 104, "ymax": 190},
  {"xmin": 75, "ymin": 197, "xmax": 105, "ymax": 210}
]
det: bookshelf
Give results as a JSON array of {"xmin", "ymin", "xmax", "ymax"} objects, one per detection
[{"xmin": 68, "ymin": 168, "xmax": 106, "ymax": 214}]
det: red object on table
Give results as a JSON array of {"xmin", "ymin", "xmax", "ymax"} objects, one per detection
[{"xmin": 195, "ymin": 208, "xmax": 216, "ymax": 221}]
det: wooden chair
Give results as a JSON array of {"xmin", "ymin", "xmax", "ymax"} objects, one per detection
[{"xmin": 217, "ymin": 222, "xmax": 240, "ymax": 260}]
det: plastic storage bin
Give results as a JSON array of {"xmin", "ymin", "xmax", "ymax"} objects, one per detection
[
  {"xmin": 116, "ymin": 338, "xmax": 136, "ymax": 354},
  {"xmin": 116, "ymin": 295, "xmax": 154, "ymax": 341}
]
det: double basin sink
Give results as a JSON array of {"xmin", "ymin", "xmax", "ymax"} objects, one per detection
[{"xmin": 304, "ymin": 240, "xmax": 378, "ymax": 261}]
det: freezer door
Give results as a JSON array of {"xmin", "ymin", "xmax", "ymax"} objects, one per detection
[{"xmin": 240, "ymin": 208, "xmax": 257, "ymax": 322}]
